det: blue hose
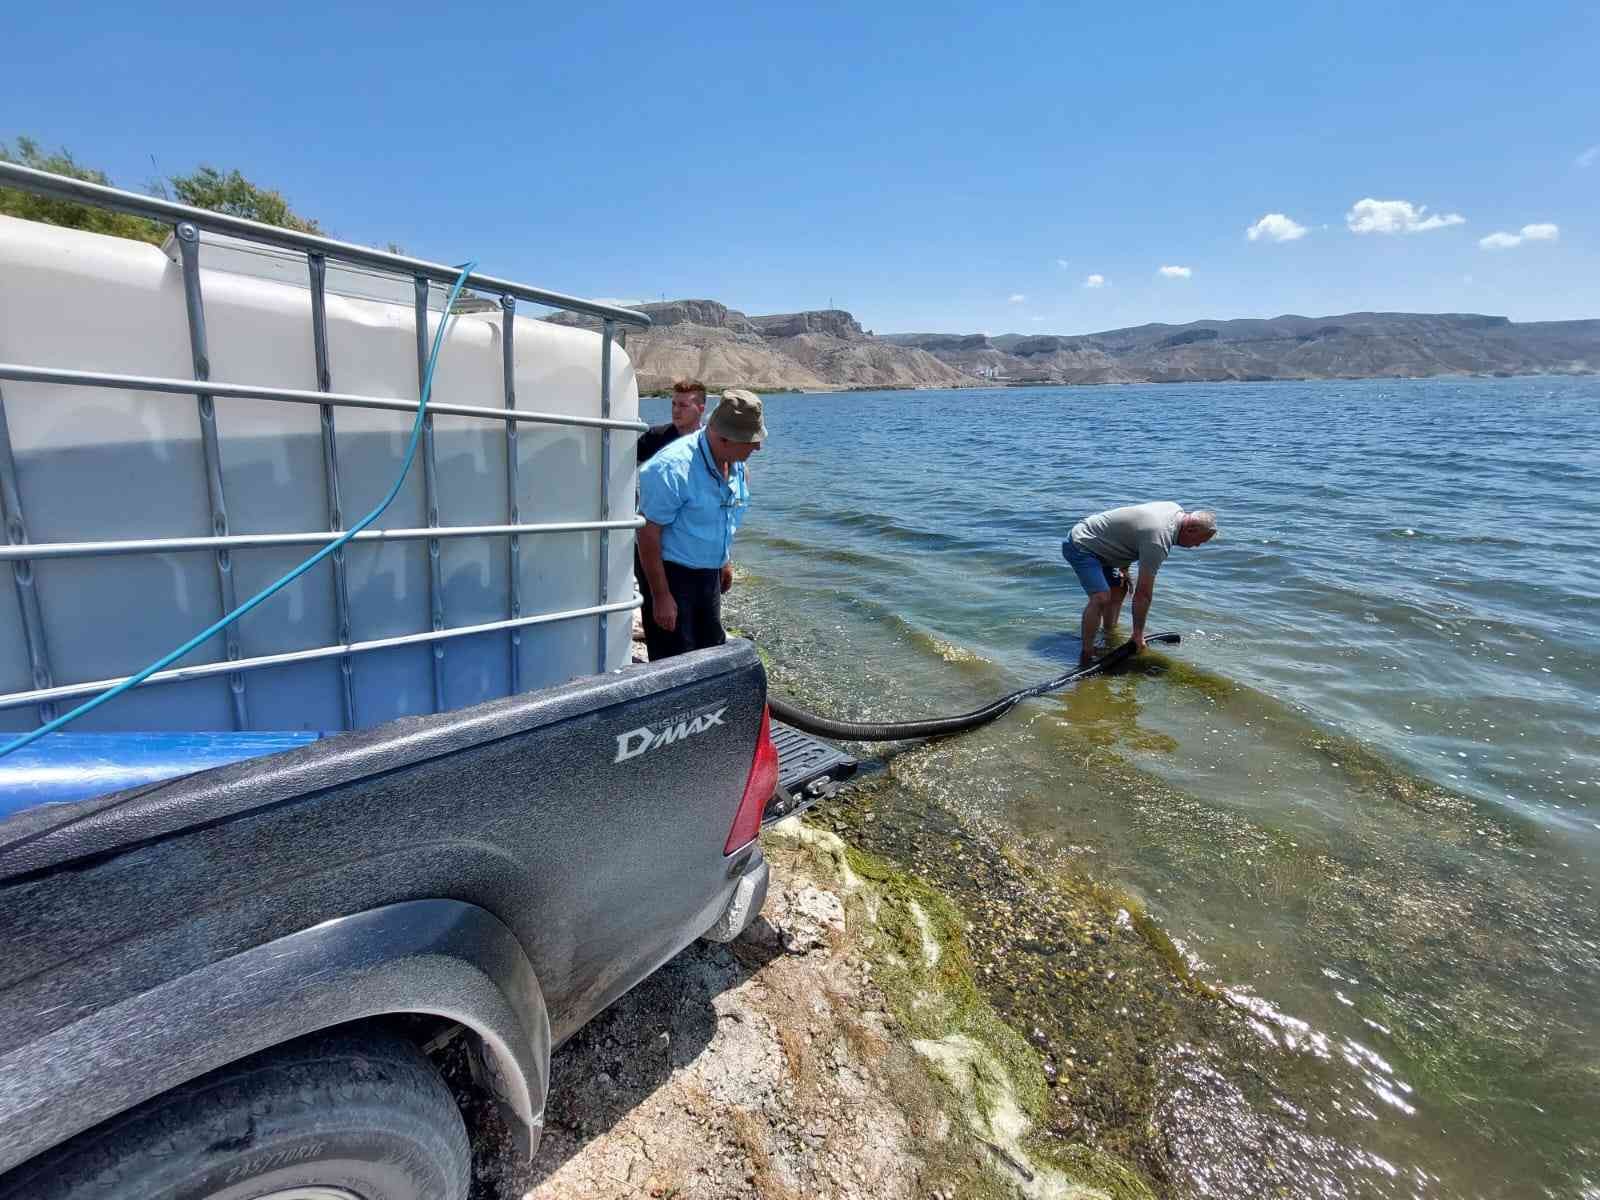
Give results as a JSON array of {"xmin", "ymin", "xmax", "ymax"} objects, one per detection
[{"xmin": 0, "ymin": 260, "xmax": 479, "ymax": 760}]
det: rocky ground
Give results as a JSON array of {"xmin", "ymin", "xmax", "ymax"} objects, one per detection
[{"xmin": 454, "ymin": 817, "xmax": 1154, "ymax": 1200}]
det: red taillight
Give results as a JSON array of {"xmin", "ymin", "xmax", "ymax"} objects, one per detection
[{"xmin": 725, "ymin": 703, "xmax": 779, "ymax": 855}]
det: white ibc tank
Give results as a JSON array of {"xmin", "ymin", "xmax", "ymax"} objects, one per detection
[{"xmin": 0, "ymin": 215, "xmax": 640, "ymax": 734}]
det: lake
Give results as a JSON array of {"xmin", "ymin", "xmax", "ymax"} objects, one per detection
[{"xmin": 647, "ymin": 376, "xmax": 1599, "ymax": 1198}]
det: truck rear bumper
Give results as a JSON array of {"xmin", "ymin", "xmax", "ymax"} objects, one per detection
[{"xmin": 701, "ymin": 850, "xmax": 770, "ymax": 943}]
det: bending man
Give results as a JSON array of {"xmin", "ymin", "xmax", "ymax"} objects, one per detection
[
  {"xmin": 1062, "ymin": 502, "xmax": 1217, "ymax": 666},
  {"xmin": 636, "ymin": 389, "xmax": 765, "ymax": 661}
]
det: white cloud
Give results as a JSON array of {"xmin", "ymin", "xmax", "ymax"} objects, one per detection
[
  {"xmin": 1158, "ymin": 265, "xmax": 1192, "ymax": 279},
  {"xmin": 1578, "ymin": 145, "xmax": 1599, "ymax": 168},
  {"xmin": 1246, "ymin": 213, "xmax": 1308, "ymax": 242},
  {"xmin": 1055, "ymin": 258, "xmax": 1071, "ymax": 269},
  {"xmin": 1478, "ymin": 223, "xmax": 1560, "ymax": 250},
  {"xmin": 1008, "ymin": 293, "xmax": 1027, "ymax": 303},
  {"xmin": 1346, "ymin": 198, "xmax": 1466, "ymax": 235},
  {"xmin": 1083, "ymin": 274, "xmax": 1106, "ymax": 288}
]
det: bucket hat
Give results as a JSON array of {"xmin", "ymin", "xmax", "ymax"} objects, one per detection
[{"xmin": 708, "ymin": 389, "xmax": 767, "ymax": 443}]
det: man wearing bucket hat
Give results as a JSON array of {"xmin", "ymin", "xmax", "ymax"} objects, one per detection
[{"xmin": 636, "ymin": 388, "xmax": 766, "ymax": 660}]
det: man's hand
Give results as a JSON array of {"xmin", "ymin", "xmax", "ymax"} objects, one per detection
[
  {"xmin": 637, "ymin": 523, "xmax": 675, "ymax": 632},
  {"xmin": 720, "ymin": 563, "xmax": 734, "ymax": 594},
  {"xmin": 654, "ymin": 592, "xmax": 679, "ymax": 633}
]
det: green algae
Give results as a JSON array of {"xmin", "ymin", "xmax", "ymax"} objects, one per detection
[
  {"xmin": 799, "ymin": 789, "xmax": 1185, "ymax": 1194},
  {"xmin": 1130, "ymin": 652, "xmax": 1241, "ymax": 703},
  {"xmin": 768, "ymin": 817, "xmax": 1156, "ymax": 1200},
  {"xmin": 807, "ymin": 771, "xmax": 1410, "ymax": 1197},
  {"xmin": 843, "ymin": 844, "xmax": 1051, "ymax": 1126},
  {"xmin": 1024, "ymin": 1142, "xmax": 1159, "ymax": 1200}
]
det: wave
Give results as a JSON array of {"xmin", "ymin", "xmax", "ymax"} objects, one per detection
[
  {"xmin": 784, "ymin": 504, "xmax": 986, "ymax": 554},
  {"xmin": 1375, "ymin": 528, "xmax": 1527, "ymax": 548},
  {"xmin": 750, "ymin": 520, "xmax": 1079, "ymax": 586},
  {"xmin": 742, "ymin": 532, "xmax": 904, "ymax": 573},
  {"xmin": 1050, "ymin": 650, "xmax": 1502, "ymax": 825},
  {"xmin": 875, "ymin": 609, "xmax": 1001, "ymax": 679}
]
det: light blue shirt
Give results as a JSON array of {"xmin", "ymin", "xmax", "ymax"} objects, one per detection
[{"xmin": 638, "ymin": 432, "xmax": 750, "ymax": 569}]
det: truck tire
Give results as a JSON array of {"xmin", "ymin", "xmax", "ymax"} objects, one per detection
[{"xmin": 0, "ymin": 1031, "xmax": 471, "ymax": 1200}]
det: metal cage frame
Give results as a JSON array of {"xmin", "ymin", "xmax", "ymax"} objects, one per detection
[{"xmin": 0, "ymin": 161, "xmax": 651, "ymax": 729}]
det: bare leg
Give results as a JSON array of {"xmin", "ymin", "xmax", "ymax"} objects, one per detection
[
  {"xmin": 1102, "ymin": 577, "xmax": 1128, "ymax": 643},
  {"xmin": 1079, "ymin": 592, "xmax": 1108, "ymax": 666}
]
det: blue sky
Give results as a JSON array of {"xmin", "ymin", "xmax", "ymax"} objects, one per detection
[{"xmin": 5, "ymin": 0, "xmax": 1597, "ymax": 334}]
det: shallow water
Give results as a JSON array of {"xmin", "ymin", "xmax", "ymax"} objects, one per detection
[{"xmin": 655, "ymin": 376, "xmax": 1600, "ymax": 1198}]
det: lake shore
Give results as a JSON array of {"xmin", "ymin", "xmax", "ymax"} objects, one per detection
[
  {"xmin": 465, "ymin": 605, "xmax": 1256, "ymax": 1199},
  {"xmin": 460, "ymin": 814, "xmax": 1161, "ymax": 1199}
]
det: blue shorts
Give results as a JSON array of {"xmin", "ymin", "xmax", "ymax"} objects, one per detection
[{"xmin": 1062, "ymin": 539, "xmax": 1127, "ymax": 596}]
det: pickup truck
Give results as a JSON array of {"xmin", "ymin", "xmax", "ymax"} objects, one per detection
[
  {"xmin": 0, "ymin": 642, "xmax": 866, "ymax": 1200},
  {"xmin": 0, "ymin": 163, "xmax": 855, "ymax": 1199}
]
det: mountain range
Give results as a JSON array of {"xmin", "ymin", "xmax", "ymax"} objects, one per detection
[{"xmin": 548, "ymin": 303, "xmax": 1599, "ymax": 392}]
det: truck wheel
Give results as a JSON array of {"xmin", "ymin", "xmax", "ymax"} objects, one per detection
[{"xmin": 0, "ymin": 1031, "xmax": 471, "ymax": 1200}]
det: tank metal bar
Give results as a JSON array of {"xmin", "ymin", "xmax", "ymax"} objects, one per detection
[
  {"xmin": 0, "ymin": 519, "xmax": 646, "ymax": 562},
  {"xmin": 415, "ymin": 277, "xmax": 446, "ymax": 712},
  {"xmin": 0, "ymin": 161, "xmax": 651, "ymax": 329},
  {"xmin": 597, "ymin": 319, "xmax": 614, "ymax": 674},
  {"xmin": 308, "ymin": 253, "xmax": 356, "ymax": 729},
  {"xmin": 0, "ymin": 383, "xmax": 56, "ymax": 724},
  {"xmin": 0, "ymin": 364, "xmax": 648, "ymax": 433},
  {"xmin": 500, "ymin": 295, "xmax": 522, "ymax": 694},
  {"xmin": 175, "ymin": 222, "xmax": 248, "ymax": 730},
  {"xmin": 0, "ymin": 599, "xmax": 643, "ymax": 713}
]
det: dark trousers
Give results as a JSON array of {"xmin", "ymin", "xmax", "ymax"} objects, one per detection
[{"xmin": 639, "ymin": 556, "xmax": 726, "ymax": 662}]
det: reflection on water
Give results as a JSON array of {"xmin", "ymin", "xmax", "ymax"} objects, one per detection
[{"xmin": 695, "ymin": 376, "xmax": 1600, "ymax": 1198}]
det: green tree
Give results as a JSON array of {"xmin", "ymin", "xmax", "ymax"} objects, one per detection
[
  {"xmin": 3, "ymin": 138, "xmax": 325, "ymax": 243},
  {"xmin": 0, "ymin": 137, "xmax": 166, "ymax": 244},
  {"xmin": 165, "ymin": 166, "xmax": 322, "ymax": 234}
]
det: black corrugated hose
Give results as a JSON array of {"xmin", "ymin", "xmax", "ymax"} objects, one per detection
[{"xmin": 765, "ymin": 632, "xmax": 1181, "ymax": 742}]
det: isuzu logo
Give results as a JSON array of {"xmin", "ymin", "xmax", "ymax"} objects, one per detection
[{"xmin": 614, "ymin": 705, "xmax": 728, "ymax": 763}]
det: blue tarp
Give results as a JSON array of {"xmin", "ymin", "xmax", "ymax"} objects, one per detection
[{"xmin": 0, "ymin": 732, "xmax": 323, "ymax": 816}]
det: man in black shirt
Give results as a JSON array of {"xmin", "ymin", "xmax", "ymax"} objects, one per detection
[
  {"xmin": 637, "ymin": 378, "xmax": 707, "ymax": 464},
  {"xmin": 635, "ymin": 379, "xmax": 708, "ymax": 645}
]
